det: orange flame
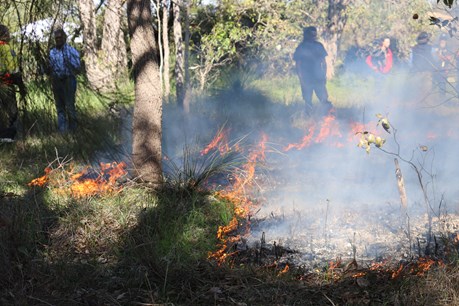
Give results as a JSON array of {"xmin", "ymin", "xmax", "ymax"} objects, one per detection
[
  {"xmin": 315, "ymin": 114, "xmax": 341, "ymax": 143},
  {"xmin": 209, "ymin": 133, "xmax": 268, "ymax": 264},
  {"xmin": 28, "ymin": 162, "xmax": 127, "ymax": 198},
  {"xmin": 28, "ymin": 167, "xmax": 52, "ymax": 187},
  {"xmin": 200, "ymin": 128, "xmax": 230, "ymax": 156},
  {"xmin": 352, "ymin": 272, "xmax": 366, "ymax": 278},
  {"xmin": 329, "ymin": 258, "xmax": 342, "ymax": 270},
  {"xmin": 410, "ymin": 257, "xmax": 437, "ymax": 276},
  {"xmin": 391, "ymin": 263, "xmax": 404, "ymax": 279},
  {"xmin": 69, "ymin": 162, "xmax": 127, "ymax": 198},
  {"xmin": 284, "ymin": 114, "xmax": 345, "ymax": 151},
  {"xmin": 277, "ymin": 264, "xmax": 289, "ymax": 276},
  {"xmin": 283, "ymin": 126, "xmax": 315, "ymax": 152}
]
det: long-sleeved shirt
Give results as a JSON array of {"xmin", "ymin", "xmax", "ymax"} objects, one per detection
[{"xmin": 49, "ymin": 44, "xmax": 80, "ymax": 78}]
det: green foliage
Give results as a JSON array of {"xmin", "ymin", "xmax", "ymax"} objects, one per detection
[
  {"xmin": 345, "ymin": 0, "xmax": 432, "ymax": 59},
  {"xmin": 164, "ymin": 142, "xmax": 244, "ymax": 192}
]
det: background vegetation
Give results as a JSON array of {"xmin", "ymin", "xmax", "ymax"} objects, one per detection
[{"xmin": 2, "ymin": 0, "xmax": 459, "ymax": 304}]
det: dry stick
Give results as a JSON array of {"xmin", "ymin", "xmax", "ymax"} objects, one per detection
[
  {"xmin": 394, "ymin": 158, "xmax": 408, "ymax": 224},
  {"xmin": 323, "ymin": 199, "xmax": 330, "ymax": 243}
]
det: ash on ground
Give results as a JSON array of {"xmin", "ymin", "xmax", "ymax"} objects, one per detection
[{"xmin": 245, "ymin": 200, "xmax": 459, "ymax": 270}]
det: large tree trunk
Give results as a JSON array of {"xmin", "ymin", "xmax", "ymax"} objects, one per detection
[
  {"xmin": 173, "ymin": 0, "xmax": 185, "ymax": 110},
  {"xmin": 101, "ymin": 0, "xmax": 128, "ymax": 89},
  {"xmin": 162, "ymin": 0, "xmax": 171, "ymax": 99},
  {"xmin": 322, "ymin": 0, "xmax": 351, "ymax": 79},
  {"xmin": 127, "ymin": 0, "xmax": 163, "ymax": 185}
]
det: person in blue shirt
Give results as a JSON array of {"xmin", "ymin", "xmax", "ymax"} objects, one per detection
[{"xmin": 49, "ymin": 28, "xmax": 80, "ymax": 132}]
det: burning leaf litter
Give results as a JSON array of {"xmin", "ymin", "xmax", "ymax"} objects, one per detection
[{"xmin": 28, "ymin": 161, "xmax": 128, "ymax": 198}]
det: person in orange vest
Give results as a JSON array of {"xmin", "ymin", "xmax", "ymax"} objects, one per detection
[
  {"xmin": 365, "ymin": 37, "xmax": 393, "ymax": 74},
  {"xmin": 0, "ymin": 24, "xmax": 20, "ymax": 142}
]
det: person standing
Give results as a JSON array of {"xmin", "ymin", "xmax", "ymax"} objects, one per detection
[
  {"xmin": 49, "ymin": 28, "xmax": 80, "ymax": 132},
  {"xmin": 433, "ymin": 34, "xmax": 454, "ymax": 96},
  {"xmin": 0, "ymin": 24, "xmax": 19, "ymax": 141},
  {"xmin": 293, "ymin": 26, "xmax": 333, "ymax": 116},
  {"xmin": 410, "ymin": 32, "xmax": 436, "ymax": 98},
  {"xmin": 366, "ymin": 37, "xmax": 393, "ymax": 74}
]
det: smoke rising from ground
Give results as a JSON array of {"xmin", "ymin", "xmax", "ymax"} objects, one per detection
[{"xmin": 160, "ymin": 62, "xmax": 459, "ymax": 263}]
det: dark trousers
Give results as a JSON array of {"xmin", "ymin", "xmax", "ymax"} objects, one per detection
[
  {"xmin": 0, "ymin": 84, "xmax": 18, "ymax": 139},
  {"xmin": 51, "ymin": 75, "xmax": 77, "ymax": 132},
  {"xmin": 298, "ymin": 75, "xmax": 332, "ymax": 114}
]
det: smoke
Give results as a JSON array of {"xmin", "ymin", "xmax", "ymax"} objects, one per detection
[{"xmin": 159, "ymin": 57, "xmax": 459, "ymax": 263}]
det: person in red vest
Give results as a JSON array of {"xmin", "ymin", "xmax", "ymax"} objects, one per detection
[
  {"xmin": 365, "ymin": 37, "xmax": 393, "ymax": 74},
  {"xmin": 0, "ymin": 24, "xmax": 20, "ymax": 142}
]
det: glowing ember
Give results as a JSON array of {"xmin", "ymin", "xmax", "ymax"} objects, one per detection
[
  {"xmin": 391, "ymin": 263, "xmax": 404, "ymax": 279},
  {"xmin": 277, "ymin": 264, "xmax": 289, "ymax": 276},
  {"xmin": 329, "ymin": 258, "xmax": 342, "ymax": 270},
  {"xmin": 352, "ymin": 272, "xmax": 366, "ymax": 278},
  {"xmin": 410, "ymin": 257, "xmax": 438, "ymax": 276}
]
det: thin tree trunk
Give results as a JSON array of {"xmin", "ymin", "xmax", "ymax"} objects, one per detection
[
  {"xmin": 79, "ymin": 0, "xmax": 104, "ymax": 89},
  {"xmin": 157, "ymin": 0, "xmax": 163, "ymax": 90},
  {"xmin": 162, "ymin": 0, "xmax": 171, "ymax": 99},
  {"xmin": 127, "ymin": 0, "xmax": 163, "ymax": 185},
  {"xmin": 101, "ymin": 0, "xmax": 128, "ymax": 89},
  {"xmin": 80, "ymin": 0, "xmax": 127, "ymax": 91},
  {"xmin": 183, "ymin": 0, "xmax": 191, "ymax": 113},
  {"xmin": 173, "ymin": 0, "xmax": 185, "ymax": 110}
]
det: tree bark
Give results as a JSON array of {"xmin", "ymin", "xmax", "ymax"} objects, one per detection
[
  {"xmin": 183, "ymin": 0, "xmax": 191, "ymax": 113},
  {"xmin": 322, "ymin": 0, "xmax": 352, "ymax": 79},
  {"xmin": 79, "ymin": 0, "xmax": 128, "ymax": 91},
  {"xmin": 173, "ymin": 0, "xmax": 185, "ymax": 110},
  {"xmin": 162, "ymin": 0, "xmax": 171, "ymax": 99},
  {"xmin": 79, "ymin": 0, "xmax": 104, "ymax": 89},
  {"xmin": 101, "ymin": 0, "xmax": 128, "ymax": 89},
  {"xmin": 127, "ymin": 0, "xmax": 163, "ymax": 185}
]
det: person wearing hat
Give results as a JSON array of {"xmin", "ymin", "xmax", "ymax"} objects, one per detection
[
  {"xmin": 293, "ymin": 26, "xmax": 333, "ymax": 117},
  {"xmin": 0, "ymin": 24, "xmax": 19, "ymax": 142}
]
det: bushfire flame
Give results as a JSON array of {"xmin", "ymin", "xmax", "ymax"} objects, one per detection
[
  {"xmin": 283, "ymin": 115, "xmax": 376, "ymax": 152},
  {"xmin": 209, "ymin": 133, "xmax": 268, "ymax": 264},
  {"xmin": 200, "ymin": 128, "xmax": 231, "ymax": 156},
  {"xmin": 28, "ymin": 162, "xmax": 128, "ymax": 198}
]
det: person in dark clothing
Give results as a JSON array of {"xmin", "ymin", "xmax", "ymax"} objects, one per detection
[
  {"xmin": 410, "ymin": 32, "xmax": 435, "ymax": 72},
  {"xmin": 410, "ymin": 32, "xmax": 435, "ymax": 97},
  {"xmin": 293, "ymin": 26, "xmax": 333, "ymax": 116}
]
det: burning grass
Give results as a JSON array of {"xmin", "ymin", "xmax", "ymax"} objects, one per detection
[{"xmin": 3, "ymin": 75, "xmax": 459, "ymax": 304}]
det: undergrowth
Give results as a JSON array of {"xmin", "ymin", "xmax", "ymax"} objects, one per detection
[{"xmin": 2, "ymin": 76, "xmax": 459, "ymax": 305}]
